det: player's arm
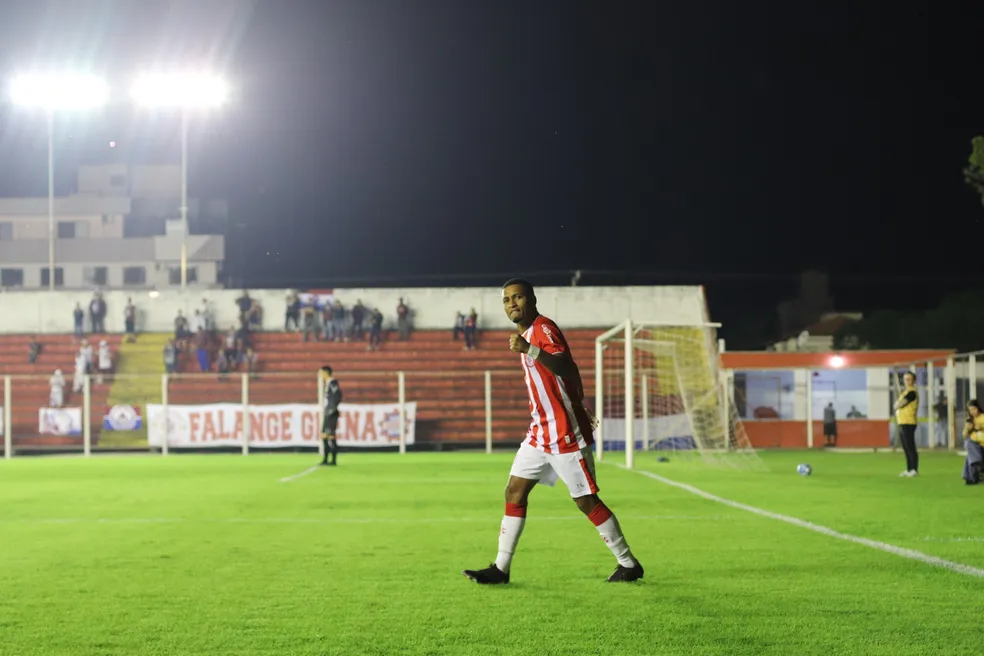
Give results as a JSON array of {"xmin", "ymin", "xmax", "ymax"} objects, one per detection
[
  {"xmin": 508, "ymin": 332, "xmax": 575, "ymax": 378},
  {"xmin": 894, "ymin": 390, "xmax": 916, "ymax": 410}
]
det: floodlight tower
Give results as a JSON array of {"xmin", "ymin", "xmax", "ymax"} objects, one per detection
[
  {"xmin": 130, "ymin": 72, "xmax": 228, "ymax": 291},
  {"xmin": 8, "ymin": 74, "xmax": 109, "ymax": 290}
]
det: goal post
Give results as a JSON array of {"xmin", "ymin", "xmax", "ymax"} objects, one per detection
[{"xmin": 595, "ymin": 319, "xmax": 763, "ymax": 470}]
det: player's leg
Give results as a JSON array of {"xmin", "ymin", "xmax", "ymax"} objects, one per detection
[
  {"xmin": 463, "ymin": 443, "xmax": 548, "ymax": 584},
  {"xmin": 320, "ymin": 412, "xmax": 338, "ymax": 466},
  {"xmin": 554, "ymin": 446, "xmax": 643, "ymax": 582}
]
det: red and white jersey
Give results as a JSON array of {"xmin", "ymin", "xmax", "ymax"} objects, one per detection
[{"xmin": 520, "ymin": 315, "xmax": 594, "ymax": 454}]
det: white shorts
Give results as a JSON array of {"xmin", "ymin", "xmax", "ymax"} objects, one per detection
[{"xmin": 508, "ymin": 441, "xmax": 599, "ymax": 498}]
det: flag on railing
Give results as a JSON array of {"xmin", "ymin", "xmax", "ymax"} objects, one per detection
[{"xmin": 103, "ymin": 404, "xmax": 143, "ymax": 431}]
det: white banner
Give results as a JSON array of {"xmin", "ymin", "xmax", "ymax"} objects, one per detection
[
  {"xmin": 38, "ymin": 407, "xmax": 83, "ymax": 436},
  {"xmin": 146, "ymin": 402, "xmax": 416, "ymax": 448},
  {"xmin": 0, "ymin": 406, "xmax": 3, "ymax": 435}
]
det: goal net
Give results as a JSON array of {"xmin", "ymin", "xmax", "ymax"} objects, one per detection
[{"xmin": 594, "ymin": 320, "xmax": 764, "ymax": 470}]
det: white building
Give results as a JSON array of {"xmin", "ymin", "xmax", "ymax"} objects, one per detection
[{"xmin": 0, "ymin": 165, "xmax": 225, "ymax": 290}]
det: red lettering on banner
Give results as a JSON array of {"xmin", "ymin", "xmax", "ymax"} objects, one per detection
[
  {"xmin": 280, "ymin": 411, "xmax": 292, "ymax": 441},
  {"xmin": 301, "ymin": 412, "xmax": 317, "ymax": 441},
  {"xmin": 232, "ymin": 412, "xmax": 243, "ymax": 440},
  {"xmin": 190, "ymin": 413, "xmax": 202, "ymax": 442},
  {"xmin": 250, "ymin": 411, "xmax": 265, "ymax": 441},
  {"xmin": 203, "ymin": 413, "xmax": 217, "ymax": 442},
  {"xmin": 344, "ymin": 411, "xmax": 360, "ymax": 441},
  {"xmin": 363, "ymin": 412, "xmax": 377, "ymax": 443}
]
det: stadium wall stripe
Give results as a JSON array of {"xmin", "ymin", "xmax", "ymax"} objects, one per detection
[{"xmin": 617, "ymin": 465, "xmax": 984, "ymax": 580}]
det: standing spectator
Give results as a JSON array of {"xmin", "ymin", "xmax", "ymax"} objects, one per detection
[
  {"xmin": 397, "ymin": 298, "xmax": 410, "ymax": 340},
  {"xmin": 321, "ymin": 302, "xmax": 335, "ymax": 341},
  {"xmin": 464, "ymin": 309, "xmax": 478, "ymax": 350},
  {"xmin": 351, "ymin": 300, "xmax": 366, "ymax": 341},
  {"xmin": 895, "ymin": 371, "xmax": 920, "ymax": 477},
  {"xmin": 174, "ymin": 311, "xmax": 190, "ymax": 350},
  {"xmin": 216, "ymin": 349, "xmax": 230, "ymax": 379},
  {"xmin": 285, "ymin": 290, "xmax": 300, "ymax": 332},
  {"xmin": 333, "ymin": 301, "xmax": 347, "ymax": 342},
  {"xmin": 301, "ymin": 303, "xmax": 318, "ymax": 342},
  {"xmin": 124, "ymin": 297, "xmax": 137, "ymax": 342},
  {"xmin": 195, "ymin": 329, "xmax": 210, "ymax": 373},
  {"xmin": 89, "ymin": 293, "xmax": 106, "ymax": 333},
  {"xmin": 223, "ymin": 326, "xmax": 238, "ymax": 364},
  {"xmin": 163, "ymin": 340, "xmax": 178, "ymax": 374},
  {"xmin": 236, "ymin": 291, "xmax": 252, "ymax": 324},
  {"xmin": 453, "ymin": 312, "xmax": 464, "ymax": 341},
  {"xmin": 49, "ymin": 369, "xmax": 65, "ymax": 408},
  {"xmin": 200, "ymin": 298, "xmax": 214, "ymax": 332},
  {"xmin": 241, "ymin": 346, "xmax": 258, "ymax": 377},
  {"xmin": 822, "ymin": 402, "xmax": 837, "ymax": 447},
  {"xmin": 368, "ymin": 309, "xmax": 383, "ymax": 351},
  {"xmin": 72, "ymin": 350, "xmax": 87, "ymax": 393},
  {"xmin": 191, "ymin": 309, "xmax": 206, "ymax": 335},
  {"xmin": 96, "ymin": 340, "xmax": 113, "ymax": 385},
  {"xmin": 73, "ymin": 303, "xmax": 84, "ymax": 341},
  {"xmin": 79, "ymin": 339, "xmax": 93, "ymax": 374},
  {"xmin": 933, "ymin": 392, "xmax": 948, "ymax": 447},
  {"xmin": 28, "ymin": 336, "xmax": 42, "ymax": 364}
]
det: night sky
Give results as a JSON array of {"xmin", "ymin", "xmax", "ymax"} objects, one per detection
[{"xmin": 0, "ymin": 0, "xmax": 982, "ymax": 337}]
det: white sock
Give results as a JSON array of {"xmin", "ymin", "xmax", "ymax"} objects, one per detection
[
  {"xmin": 494, "ymin": 514, "xmax": 525, "ymax": 573},
  {"xmin": 595, "ymin": 514, "xmax": 637, "ymax": 568}
]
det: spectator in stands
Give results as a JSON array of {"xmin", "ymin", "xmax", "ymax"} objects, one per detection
[
  {"xmin": 962, "ymin": 400, "xmax": 984, "ymax": 485},
  {"xmin": 124, "ymin": 297, "xmax": 137, "ymax": 343},
  {"xmin": 301, "ymin": 302, "xmax": 318, "ymax": 342},
  {"xmin": 321, "ymin": 301, "xmax": 335, "ymax": 341},
  {"xmin": 200, "ymin": 298, "xmax": 214, "ymax": 332},
  {"xmin": 89, "ymin": 292, "xmax": 106, "ymax": 333},
  {"xmin": 246, "ymin": 298, "xmax": 262, "ymax": 330},
  {"xmin": 216, "ymin": 349, "xmax": 230, "ymax": 379},
  {"xmin": 191, "ymin": 309, "xmax": 207, "ymax": 335},
  {"xmin": 236, "ymin": 291, "xmax": 252, "ymax": 323},
  {"xmin": 73, "ymin": 303, "xmax": 84, "ymax": 341},
  {"xmin": 223, "ymin": 326, "xmax": 239, "ymax": 364},
  {"xmin": 934, "ymin": 392, "xmax": 948, "ymax": 447},
  {"xmin": 96, "ymin": 340, "xmax": 113, "ymax": 384},
  {"xmin": 453, "ymin": 311, "xmax": 465, "ymax": 341},
  {"xmin": 368, "ymin": 308, "xmax": 383, "ymax": 351},
  {"xmin": 72, "ymin": 350, "xmax": 87, "ymax": 393},
  {"xmin": 285, "ymin": 290, "xmax": 300, "ymax": 332},
  {"xmin": 823, "ymin": 402, "xmax": 837, "ymax": 447},
  {"xmin": 352, "ymin": 300, "xmax": 366, "ymax": 340},
  {"xmin": 49, "ymin": 369, "xmax": 65, "ymax": 408},
  {"xmin": 464, "ymin": 308, "xmax": 478, "ymax": 350},
  {"xmin": 333, "ymin": 301, "xmax": 347, "ymax": 342},
  {"xmin": 163, "ymin": 340, "xmax": 178, "ymax": 374},
  {"xmin": 241, "ymin": 346, "xmax": 258, "ymax": 377},
  {"xmin": 397, "ymin": 298, "xmax": 411, "ymax": 340},
  {"xmin": 195, "ymin": 329, "xmax": 210, "ymax": 373},
  {"xmin": 28, "ymin": 336, "xmax": 42, "ymax": 364},
  {"xmin": 79, "ymin": 339, "xmax": 93, "ymax": 374}
]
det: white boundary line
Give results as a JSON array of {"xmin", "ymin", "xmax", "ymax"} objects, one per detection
[
  {"xmin": 615, "ymin": 465, "xmax": 984, "ymax": 580},
  {"xmin": 0, "ymin": 514, "xmax": 724, "ymax": 527},
  {"xmin": 278, "ymin": 465, "xmax": 321, "ymax": 483}
]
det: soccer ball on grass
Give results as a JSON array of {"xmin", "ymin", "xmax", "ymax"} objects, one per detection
[{"xmin": 796, "ymin": 463, "xmax": 812, "ymax": 476}]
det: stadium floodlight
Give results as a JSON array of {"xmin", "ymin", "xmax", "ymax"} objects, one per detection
[
  {"xmin": 130, "ymin": 72, "xmax": 229, "ymax": 291},
  {"xmin": 8, "ymin": 73, "xmax": 109, "ymax": 291}
]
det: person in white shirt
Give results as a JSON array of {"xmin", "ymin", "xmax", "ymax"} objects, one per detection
[
  {"xmin": 96, "ymin": 340, "xmax": 113, "ymax": 384},
  {"xmin": 80, "ymin": 339, "xmax": 94, "ymax": 375},
  {"xmin": 49, "ymin": 369, "xmax": 65, "ymax": 408},
  {"xmin": 73, "ymin": 353, "xmax": 87, "ymax": 393}
]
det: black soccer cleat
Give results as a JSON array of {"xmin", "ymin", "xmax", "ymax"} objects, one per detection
[
  {"xmin": 462, "ymin": 563, "xmax": 509, "ymax": 585},
  {"xmin": 606, "ymin": 562, "xmax": 644, "ymax": 583}
]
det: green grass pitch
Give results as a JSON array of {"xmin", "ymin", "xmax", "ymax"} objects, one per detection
[{"xmin": 0, "ymin": 450, "xmax": 981, "ymax": 655}]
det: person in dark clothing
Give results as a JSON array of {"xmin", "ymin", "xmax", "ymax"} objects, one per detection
[
  {"xmin": 894, "ymin": 371, "xmax": 920, "ymax": 477},
  {"xmin": 822, "ymin": 402, "xmax": 837, "ymax": 447},
  {"xmin": 319, "ymin": 365, "xmax": 343, "ymax": 466}
]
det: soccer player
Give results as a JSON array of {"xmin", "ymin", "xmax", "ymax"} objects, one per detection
[
  {"xmin": 462, "ymin": 279, "xmax": 644, "ymax": 584},
  {"xmin": 319, "ymin": 365, "xmax": 343, "ymax": 466},
  {"xmin": 894, "ymin": 371, "xmax": 919, "ymax": 477}
]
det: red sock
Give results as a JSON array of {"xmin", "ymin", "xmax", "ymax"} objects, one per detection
[
  {"xmin": 505, "ymin": 502, "xmax": 527, "ymax": 518},
  {"xmin": 587, "ymin": 503, "xmax": 612, "ymax": 526}
]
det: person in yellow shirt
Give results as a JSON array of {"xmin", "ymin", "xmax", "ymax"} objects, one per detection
[
  {"xmin": 894, "ymin": 371, "xmax": 919, "ymax": 477},
  {"xmin": 961, "ymin": 400, "xmax": 984, "ymax": 486}
]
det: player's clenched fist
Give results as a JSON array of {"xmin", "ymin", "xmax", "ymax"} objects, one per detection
[{"xmin": 509, "ymin": 333, "xmax": 530, "ymax": 354}]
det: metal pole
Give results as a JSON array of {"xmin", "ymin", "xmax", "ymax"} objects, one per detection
[
  {"xmin": 161, "ymin": 374, "xmax": 169, "ymax": 456},
  {"xmin": 3, "ymin": 376, "xmax": 12, "ymax": 459},
  {"xmin": 624, "ymin": 319, "xmax": 635, "ymax": 469},
  {"xmin": 47, "ymin": 109, "xmax": 55, "ymax": 291},
  {"xmin": 595, "ymin": 335, "xmax": 605, "ymax": 461},
  {"xmin": 180, "ymin": 108, "xmax": 189, "ymax": 290},
  {"xmin": 484, "ymin": 370, "xmax": 493, "ymax": 454},
  {"xmin": 398, "ymin": 371, "xmax": 406, "ymax": 454}
]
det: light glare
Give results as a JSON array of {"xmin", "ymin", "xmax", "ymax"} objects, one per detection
[
  {"xmin": 131, "ymin": 73, "xmax": 229, "ymax": 108},
  {"xmin": 829, "ymin": 355, "xmax": 845, "ymax": 368},
  {"xmin": 9, "ymin": 73, "xmax": 108, "ymax": 110}
]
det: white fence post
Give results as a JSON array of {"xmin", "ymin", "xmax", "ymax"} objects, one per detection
[
  {"xmin": 161, "ymin": 374, "xmax": 169, "ymax": 456},
  {"xmin": 317, "ymin": 372, "xmax": 325, "ymax": 461},
  {"xmin": 83, "ymin": 374, "xmax": 92, "ymax": 457},
  {"xmin": 397, "ymin": 371, "xmax": 406, "ymax": 455},
  {"xmin": 624, "ymin": 319, "xmax": 634, "ymax": 469},
  {"xmin": 946, "ymin": 357, "xmax": 956, "ymax": 451},
  {"xmin": 241, "ymin": 373, "xmax": 250, "ymax": 456},
  {"xmin": 805, "ymin": 369, "xmax": 814, "ymax": 449},
  {"xmin": 484, "ymin": 370, "xmax": 493, "ymax": 454},
  {"xmin": 595, "ymin": 337, "xmax": 604, "ymax": 461},
  {"xmin": 927, "ymin": 361, "xmax": 935, "ymax": 448},
  {"xmin": 3, "ymin": 375, "xmax": 11, "ymax": 459}
]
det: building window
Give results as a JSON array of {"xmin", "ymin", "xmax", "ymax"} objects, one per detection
[
  {"xmin": 169, "ymin": 267, "xmax": 198, "ymax": 285},
  {"xmin": 734, "ymin": 370, "xmax": 796, "ymax": 420},
  {"xmin": 0, "ymin": 222, "xmax": 12, "ymax": 241},
  {"xmin": 40, "ymin": 267, "xmax": 64, "ymax": 287},
  {"xmin": 57, "ymin": 221, "xmax": 76, "ymax": 239},
  {"xmin": 0, "ymin": 268, "xmax": 24, "ymax": 287},
  {"xmin": 83, "ymin": 266, "xmax": 108, "ymax": 286},
  {"xmin": 123, "ymin": 266, "xmax": 146, "ymax": 286}
]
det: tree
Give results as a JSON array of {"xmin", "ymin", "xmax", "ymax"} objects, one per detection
[{"xmin": 963, "ymin": 136, "xmax": 984, "ymax": 208}]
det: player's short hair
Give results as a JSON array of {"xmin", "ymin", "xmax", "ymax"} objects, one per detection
[
  {"xmin": 902, "ymin": 371, "xmax": 916, "ymax": 380},
  {"xmin": 320, "ymin": 365, "xmax": 333, "ymax": 375},
  {"xmin": 502, "ymin": 278, "xmax": 535, "ymax": 297}
]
